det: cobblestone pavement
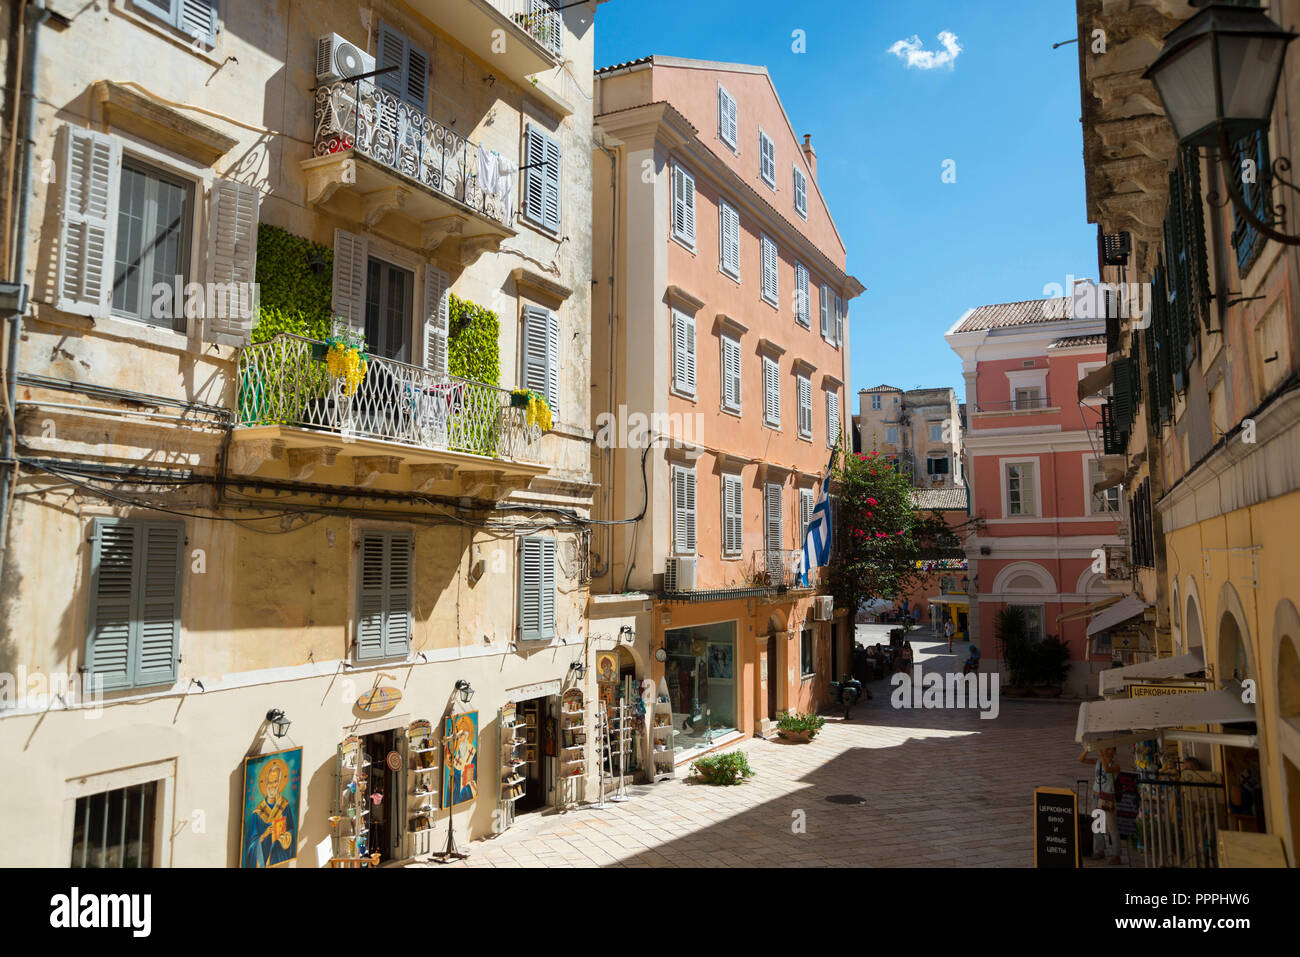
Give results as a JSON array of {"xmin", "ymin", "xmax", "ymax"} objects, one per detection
[{"xmin": 419, "ymin": 626, "xmax": 1093, "ymax": 868}]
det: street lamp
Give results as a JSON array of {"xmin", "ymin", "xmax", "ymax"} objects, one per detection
[{"xmin": 1144, "ymin": 3, "xmax": 1300, "ymax": 244}]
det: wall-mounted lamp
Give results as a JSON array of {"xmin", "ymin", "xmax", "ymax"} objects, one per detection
[
  {"xmin": 266, "ymin": 709, "xmax": 291, "ymax": 738},
  {"xmin": 308, "ymin": 252, "xmax": 327, "ymax": 276},
  {"xmin": 454, "ymin": 680, "xmax": 475, "ymax": 704},
  {"xmin": 618, "ymin": 625, "xmax": 635, "ymax": 642},
  {"xmin": 569, "ymin": 660, "xmax": 587, "ymax": 679}
]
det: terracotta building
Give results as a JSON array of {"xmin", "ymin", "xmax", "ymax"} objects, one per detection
[
  {"xmin": 589, "ymin": 56, "xmax": 864, "ymax": 759},
  {"xmin": 947, "ymin": 296, "xmax": 1124, "ymax": 697}
]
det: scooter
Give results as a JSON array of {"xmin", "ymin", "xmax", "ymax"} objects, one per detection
[{"xmin": 829, "ymin": 674, "xmax": 865, "ymax": 719}]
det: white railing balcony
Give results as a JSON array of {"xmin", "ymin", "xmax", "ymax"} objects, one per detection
[
  {"xmin": 231, "ymin": 335, "xmax": 547, "ymax": 496},
  {"xmin": 312, "ymin": 78, "xmax": 512, "ymax": 230},
  {"xmin": 492, "ymin": 0, "xmax": 563, "ymax": 57}
]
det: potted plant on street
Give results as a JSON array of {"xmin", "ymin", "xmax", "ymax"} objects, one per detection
[
  {"xmin": 775, "ymin": 711, "xmax": 826, "ymax": 742},
  {"xmin": 690, "ymin": 750, "xmax": 755, "ymax": 785}
]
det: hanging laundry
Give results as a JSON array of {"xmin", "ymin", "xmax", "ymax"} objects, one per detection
[
  {"xmin": 477, "ymin": 145, "xmax": 500, "ymax": 195},
  {"xmin": 495, "ymin": 155, "xmax": 517, "ymax": 224}
]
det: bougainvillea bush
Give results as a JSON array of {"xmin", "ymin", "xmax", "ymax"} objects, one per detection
[{"xmin": 824, "ymin": 447, "xmax": 955, "ymax": 619}]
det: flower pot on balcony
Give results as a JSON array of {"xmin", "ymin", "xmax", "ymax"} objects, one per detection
[
  {"xmin": 309, "ymin": 342, "xmax": 329, "ymax": 362},
  {"xmin": 510, "ymin": 390, "xmax": 531, "ymax": 408}
]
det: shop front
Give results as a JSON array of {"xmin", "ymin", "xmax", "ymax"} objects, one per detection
[
  {"xmin": 662, "ymin": 621, "xmax": 739, "ymax": 762},
  {"xmin": 496, "ymin": 679, "xmax": 586, "ymax": 832}
]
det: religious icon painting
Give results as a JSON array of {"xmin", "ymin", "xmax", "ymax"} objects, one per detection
[{"xmin": 239, "ymin": 747, "xmax": 303, "ymax": 868}]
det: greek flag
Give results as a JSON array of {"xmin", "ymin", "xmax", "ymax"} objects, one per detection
[{"xmin": 799, "ymin": 446, "xmax": 836, "ymax": 586}]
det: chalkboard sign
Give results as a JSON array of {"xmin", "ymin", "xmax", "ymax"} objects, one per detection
[
  {"xmin": 1116, "ymin": 772, "xmax": 1140, "ymax": 839},
  {"xmin": 1034, "ymin": 787, "xmax": 1079, "ymax": 868}
]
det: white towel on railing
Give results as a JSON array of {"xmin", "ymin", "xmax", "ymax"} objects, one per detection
[
  {"xmin": 496, "ymin": 156, "xmax": 516, "ymax": 224},
  {"xmin": 477, "ymin": 146, "xmax": 499, "ymax": 194}
]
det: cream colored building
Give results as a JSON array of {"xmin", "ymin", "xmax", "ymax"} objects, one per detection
[
  {"xmin": 0, "ymin": 0, "xmax": 609, "ymax": 867},
  {"xmin": 856, "ymin": 385, "xmax": 963, "ymax": 489}
]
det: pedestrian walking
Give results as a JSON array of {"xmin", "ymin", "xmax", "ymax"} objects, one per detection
[
  {"xmin": 944, "ymin": 618, "xmax": 955, "ymax": 652},
  {"xmin": 1079, "ymin": 747, "xmax": 1122, "ymax": 864}
]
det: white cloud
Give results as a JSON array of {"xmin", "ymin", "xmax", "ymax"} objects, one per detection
[{"xmin": 887, "ymin": 31, "xmax": 963, "ymax": 70}]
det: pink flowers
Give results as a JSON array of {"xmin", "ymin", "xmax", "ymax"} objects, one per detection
[
  {"xmin": 867, "ymin": 497, "xmax": 878, "ymax": 506},
  {"xmin": 866, "ymin": 511, "xmax": 873, "ymax": 518}
]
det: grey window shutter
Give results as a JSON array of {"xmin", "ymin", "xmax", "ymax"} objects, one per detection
[
  {"xmin": 519, "ymin": 537, "xmax": 555, "ymax": 639},
  {"xmin": 134, "ymin": 523, "xmax": 183, "ymax": 687},
  {"xmin": 179, "ymin": 0, "xmax": 218, "ymax": 47},
  {"xmin": 546, "ymin": 310, "xmax": 561, "ymax": 411},
  {"xmin": 404, "ymin": 42, "xmax": 430, "ymax": 112},
  {"xmin": 85, "ymin": 520, "xmax": 138, "ymax": 691},
  {"xmin": 384, "ymin": 533, "xmax": 412, "ymax": 657},
  {"xmin": 523, "ymin": 125, "xmax": 561, "ymax": 232},
  {"xmin": 205, "ymin": 178, "xmax": 260, "ymax": 346},
  {"xmin": 135, "ymin": 0, "xmax": 175, "ymax": 20},
  {"xmin": 356, "ymin": 533, "xmax": 388, "ymax": 660},
  {"xmin": 57, "ymin": 125, "xmax": 121, "ymax": 317},
  {"xmin": 542, "ymin": 132, "xmax": 562, "ymax": 232},
  {"xmin": 376, "ymin": 22, "xmax": 408, "ymax": 102},
  {"xmin": 331, "ymin": 229, "xmax": 368, "ymax": 331},
  {"xmin": 764, "ymin": 482, "xmax": 783, "ymax": 552},
  {"xmin": 423, "ymin": 265, "xmax": 450, "ymax": 375},
  {"xmin": 522, "ymin": 306, "xmax": 560, "ymax": 412},
  {"xmin": 540, "ymin": 538, "xmax": 556, "ymax": 638}
]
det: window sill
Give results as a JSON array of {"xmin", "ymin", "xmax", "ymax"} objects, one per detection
[
  {"xmin": 763, "ymin": 421, "xmax": 783, "ymax": 433},
  {"xmin": 719, "ymin": 267, "xmax": 741, "ymax": 284},
  {"xmin": 519, "ymin": 214, "xmax": 561, "ymax": 240},
  {"xmin": 115, "ymin": 1, "xmax": 222, "ymax": 66},
  {"xmin": 671, "ymin": 234, "xmax": 697, "ymax": 255},
  {"xmin": 670, "ymin": 387, "xmax": 698, "ymax": 403},
  {"xmin": 721, "ymin": 405, "xmax": 743, "ymax": 418},
  {"xmin": 761, "ymin": 296, "xmax": 780, "ymax": 310},
  {"xmin": 797, "ymin": 432, "xmax": 813, "ymax": 443}
]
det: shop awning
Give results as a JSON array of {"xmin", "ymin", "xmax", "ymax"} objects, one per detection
[
  {"xmin": 928, "ymin": 594, "xmax": 970, "ymax": 607},
  {"xmin": 1086, "ymin": 594, "xmax": 1150, "ymax": 637},
  {"xmin": 1075, "ymin": 683, "xmax": 1255, "ymax": 744},
  {"xmin": 1098, "ymin": 649, "xmax": 1207, "ymax": 696},
  {"xmin": 1078, "ymin": 363, "xmax": 1114, "ymax": 401},
  {"xmin": 1056, "ymin": 594, "xmax": 1123, "ymax": 624}
]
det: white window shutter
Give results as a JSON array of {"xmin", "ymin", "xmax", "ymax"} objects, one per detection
[
  {"xmin": 793, "ymin": 165, "xmax": 807, "ymax": 216},
  {"xmin": 760, "ymin": 131, "xmax": 775, "ymax": 184},
  {"xmin": 542, "ymin": 133, "xmax": 562, "ymax": 233},
  {"xmin": 796, "ymin": 263, "xmax": 809, "ymax": 324},
  {"xmin": 204, "ymin": 178, "xmax": 260, "ymax": 346},
  {"xmin": 718, "ymin": 85, "xmax": 738, "ymax": 147},
  {"xmin": 835, "ymin": 295, "xmax": 844, "ymax": 346},
  {"xmin": 57, "ymin": 125, "xmax": 121, "ymax": 317},
  {"xmin": 546, "ymin": 310, "xmax": 560, "ymax": 411},
  {"xmin": 763, "ymin": 355, "xmax": 780, "ymax": 426},
  {"xmin": 672, "ymin": 165, "xmax": 695, "ymax": 246},
  {"xmin": 722, "ymin": 336, "xmax": 741, "ymax": 410},
  {"xmin": 827, "ymin": 390, "xmax": 840, "ymax": 445},
  {"xmin": 722, "ymin": 474, "xmax": 742, "ymax": 557},
  {"xmin": 820, "ymin": 284, "xmax": 831, "ymax": 339},
  {"xmin": 331, "ymin": 229, "xmax": 368, "ymax": 331},
  {"xmin": 764, "ymin": 482, "xmax": 783, "ymax": 552},
  {"xmin": 519, "ymin": 537, "xmax": 542, "ymax": 640},
  {"xmin": 673, "ymin": 467, "xmax": 696, "ymax": 554},
  {"xmin": 798, "ymin": 376, "xmax": 811, "ymax": 437},
  {"xmin": 673, "ymin": 311, "xmax": 695, "ymax": 395},
  {"xmin": 720, "ymin": 201, "xmax": 740, "ymax": 276},
  {"xmin": 180, "ymin": 0, "xmax": 218, "ymax": 47},
  {"xmin": 423, "ymin": 265, "xmax": 450, "ymax": 375},
  {"xmin": 800, "ymin": 488, "xmax": 814, "ymax": 541}
]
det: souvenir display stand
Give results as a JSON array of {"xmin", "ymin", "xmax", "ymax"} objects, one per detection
[
  {"xmin": 600, "ymin": 700, "xmax": 632, "ymax": 801},
  {"xmin": 497, "ymin": 702, "xmax": 526, "ymax": 833},
  {"xmin": 406, "ymin": 719, "xmax": 438, "ymax": 857},
  {"xmin": 652, "ymin": 677, "xmax": 676, "ymax": 782},
  {"xmin": 559, "ymin": 688, "xmax": 586, "ymax": 807},
  {"xmin": 330, "ymin": 735, "xmax": 378, "ymax": 866}
]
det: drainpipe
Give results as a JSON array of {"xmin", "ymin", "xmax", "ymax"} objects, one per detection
[{"xmin": 0, "ymin": 0, "xmax": 47, "ymax": 579}]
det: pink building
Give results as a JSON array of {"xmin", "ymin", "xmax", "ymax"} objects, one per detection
[{"xmin": 946, "ymin": 296, "xmax": 1125, "ymax": 696}]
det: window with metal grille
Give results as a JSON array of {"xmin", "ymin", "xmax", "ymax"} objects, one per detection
[{"xmin": 71, "ymin": 781, "xmax": 158, "ymax": 868}]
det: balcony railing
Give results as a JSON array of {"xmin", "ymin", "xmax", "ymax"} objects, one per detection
[
  {"xmin": 236, "ymin": 334, "xmax": 541, "ymax": 461},
  {"xmin": 752, "ymin": 548, "xmax": 808, "ymax": 588},
  {"xmin": 494, "ymin": 0, "xmax": 563, "ymax": 56},
  {"xmin": 312, "ymin": 78, "xmax": 512, "ymax": 228},
  {"xmin": 975, "ymin": 396, "xmax": 1053, "ymax": 412}
]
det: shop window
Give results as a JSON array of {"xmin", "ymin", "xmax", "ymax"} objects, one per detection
[
  {"xmin": 664, "ymin": 622, "xmax": 737, "ymax": 757},
  {"xmin": 800, "ymin": 626, "xmax": 815, "ymax": 677},
  {"xmin": 71, "ymin": 781, "xmax": 158, "ymax": 868}
]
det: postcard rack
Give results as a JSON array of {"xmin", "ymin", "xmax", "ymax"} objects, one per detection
[
  {"xmin": 330, "ymin": 736, "xmax": 376, "ymax": 864},
  {"xmin": 559, "ymin": 688, "xmax": 586, "ymax": 806},
  {"xmin": 497, "ymin": 703, "xmax": 527, "ymax": 833},
  {"xmin": 406, "ymin": 719, "xmax": 439, "ymax": 857},
  {"xmin": 651, "ymin": 677, "xmax": 675, "ymax": 782}
]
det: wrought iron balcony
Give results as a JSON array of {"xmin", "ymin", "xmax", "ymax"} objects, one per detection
[
  {"xmin": 751, "ymin": 548, "xmax": 809, "ymax": 589},
  {"xmin": 495, "ymin": 0, "xmax": 563, "ymax": 56},
  {"xmin": 312, "ymin": 78, "xmax": 511, "ymax": 230},
  {"xmin": 231, "ymin": 335, "xmax": 545, "ymax": 495},
  {"xmin": 974, "ymin": 396, "xmax": 1053, "ymax": 412}
]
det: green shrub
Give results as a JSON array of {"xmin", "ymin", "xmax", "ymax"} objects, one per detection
[
  {"xmin": 448, "ymin": 294, "xmax": 500, "ymax": 386},
  {"xmin": 691, "ymin": 750, "xmax": 755, "ymax": 786},
  {"xmin": 776, "ymin": 711, "xmax": 826, "ymax": 738},
  {"xmin": 251, "ymin": 225, "xmax": 334, "ymax": 343}
]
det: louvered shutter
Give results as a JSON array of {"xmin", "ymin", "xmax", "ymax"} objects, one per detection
[
  {"xmin": 722, "ymin": 336, "xmax": 741, "ymax": 410},
  {"xmin": 376, "ymin": 22, "xmax": 408, "ymax": 100},
  {"xmin": 134, "ymin": 0, "xmax": 174, "ymax": 20},
  {"xmin": 763, "ymin": 355, "xmax": 780, "ymax": 426},
  {"xmin": 793, "ymin": 165, "xmax": 807, "ymax": 217},
  {"xmin": 672, "ymin": 310, "xmax": 696, "ymax": 395},
  {"xmin": 835, "ymin": 295, "xmax": 844, "ymax": 346},
  {"xmin": 764, "ymin": 482, "xmax": 783, "ymax": 552},
  {"xmin": 797, "ymin": 375, "xmax": 811, "ymax": 437},
  {"xmin": 795, "ymin": 263, "xmax": 809, "ymax": 324},
  {"xmin": 423, "ymin": 265, "xmax": 450, "ymax": 375},
  {"xmin": 760, "ymin": 131, "xmax": 775, "ymax": 184},
  {"xmin": 759, "ymin": 235, "xmax": 774, "ymax": 302},
  {"xmin": 133, "ymin": 523, "xmax": 183, "ymax": 687},
  {"xmin": 672, "ymin": 467, "xmax": 697, "ymax": 554},
  {"xmin": 519, "ymin": 537, "xmax": 556, "ymax": 640},
  {"xmin": 179, "ymin": 0, "xmax": 218, "ymax": 46},
  {"xmin": 800, "ymin": 488, "xmax": 815, "ymax": 542},
  {"xmin": 404, "ymin": 43, "xmax": 429, "ymax": 112},
  {"xmin": 384, "ymin": 533, "xmax": 412, "ymax": 657},
  {"xmin": 720, "ymin": 201, "xmax": 739, "ymax": 276},
  {"xmin": 57, "ymin": 125, "xmax": 121, "ymax": 317},
  {"xmin": 541, "ymin": 132, "xmax": 561, "ymax": 233},
  {"xmin": 331, "ymin": 229, "xmax": 368, "ymax": 330},
  {"xmin": 718, "ymin": 85, "xmax": 738, "ymax": 148},
  {"xmin": 826, "ymin": 390, "xmax": 840, "ymax": 446},
  {"xmin": 722, "ymin": 474, "xmax": 742, "ymax": 557},
  {"xmin": 85, "ymin": 521, "xmax": 138, "ymax": 691},
  {"xmin": 204, "ymin": 178, "xmax": 260, "ymax": 346},
  {"xmin": 356, "ymin": 533, "xmax": 388, "ymax": 660},
  {"xmin": 819, "ymin": 285, "xmax": 831, "ymax": 338},
  {"xmin": 522, "ymin": 306, "xmax": 559, "ymax": 411},
  {"xmin": 523, "ymin": 125, "xmax": 547, "ymax": 227},
  {"xmin": 545, "ymin": 310, "xmax": 560, "ymax": 410},
  {"xmin": 1112, "ymin": 356, "xmax": 1134, "ymax": 431},
  {"xmin": 672, "ymin": 164, "xmax": 695, "ymax": 246}
]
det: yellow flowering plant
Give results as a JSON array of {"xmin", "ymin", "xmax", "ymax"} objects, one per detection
[
  {"xmin": 324, "ymin": 329, "xmax": 369, "ymax": 397},
  {"xmin": 511, "ymin": 389, "xmax": 552, "ymax": 432}
]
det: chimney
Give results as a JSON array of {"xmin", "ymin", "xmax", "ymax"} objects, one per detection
[{"xmin": 801, "ymin": 134, "xmax": 817, "ymax": 181}]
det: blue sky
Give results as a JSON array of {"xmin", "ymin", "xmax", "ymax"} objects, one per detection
[{"xmin": 593, "ymin": 0, "xmax": 1096, "ymax": 404}]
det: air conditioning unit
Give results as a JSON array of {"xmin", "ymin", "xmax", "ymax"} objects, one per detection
[
  {"xmin": 812, "ymin": 595, "xmax": 833, "ymax": 621},
  {"xmin": 316, "ymin": 33, "xmax": 375, "ymax": 83},
  {"xmin": 664, "ymin": 556, "xmax": 697, "ymax": 593}
]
